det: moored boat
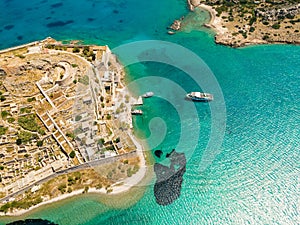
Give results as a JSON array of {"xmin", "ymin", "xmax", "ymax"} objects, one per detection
[
  {"xmin": 131, "ymin": 109, "xmax": 143, "ymax": 115},
  {"xmin": 186, "ymin": 92, "xmax": 213, "ymax": 102},
  {"xmin": 142, "ymin": 92, "xmax": 154, "ymax": 98},
  {"xmin": 167, "ymin": 30, "xmax": 175, "ymax": 35}
]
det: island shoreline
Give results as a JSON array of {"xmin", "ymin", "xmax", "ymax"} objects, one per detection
[
  {"xmin": 0, "ymin": 115, "xmax": 152, "ymax": 218},
  {"xmin": 0, "ymin": 39, "xmax": 153, "ymax": 217},
  {"xmin": 186, "ymin": 1, "xmax": 300, "ymax": 48}
]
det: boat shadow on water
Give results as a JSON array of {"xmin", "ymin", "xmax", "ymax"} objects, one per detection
[{"xmin": 184, "ymin": 96, "xmax": 211, "ymax": 103}]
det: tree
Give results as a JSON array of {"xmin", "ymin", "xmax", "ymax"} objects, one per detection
[
  {"xmin": 249, "ymin": 27, "xmax": 255, "ymax": 32},
  {"xmin": 0, "ymin": 95, "xmax": 6, "ymax": 102},
  {"xmin": 16, "ymin": 138, "xmax": 22, "ymax": 145},
  {"xmin": 27, "ymin": 97, "xmax": 36, "ymax": 102},
  {"xmin": 98, "ymin": 138, "xmax": 105, "ymax": 145},
  {"xmin": 74, "ymin": 172, "xmax": 81, "ymax": 180},
  {"xmin": 73, "ymin": 47, "xmax": 80, "ymax": 53},
  {"xmin": 83, "ymin": 186, "xmax": 89, "ymax": 193},
  {"xmin": 262, "ymin": 35, "xmax": 269, "ymax": 40},
  {"xmin": 58, "ymin": 184, "xmax": 67, "ymax": 193},
  {"xmin": 0, "ymin": 203, "xmax": 11, "ymax": 213},
  {"xmin": 66, "ymin": 132, "xmax": 75, "ymax": 140},
  {"xmin": 18, "ymin": 115, "xmax": 40, "ymax": 132},
  {"xmin": 38, "ymin": 129, "xmax": 45, "ymax": 135},
  {"xmin": 7, "ymin": 117, "xmax": 15, "ymax": 123},
  {"xmin": 0, "ymin": 126, "xmax": 7, "ymax": 135},
  {"xmin": 69, "ymin": 151, "xmax": 76, "ymax": 158},
  {"xmin": 37, "ymin": 140, "xmax": 43, "ymax": 147},
  {"xmin": 272, "ymin": 23, "xmax": 280, "ymax": 29}
]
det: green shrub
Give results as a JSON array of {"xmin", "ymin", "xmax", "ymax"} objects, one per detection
[
  {"xmin": 74, "ymin": 172, "xmax": 82, "ymax": 180},
  {"xmin": 69, "ymin": 151, "xmax": 76, "ymax": 158},
  {"xmin": 127, "ymin": 168, "xmax": 133, "ymax": 177},
  {"xmin": 262, "ymin": 21, "xmax": 269, "ymax": 25},
  {"xmin": 262, "ymin": 35, "xmax": 269, "ymax": 40},
  {"xmin": 75, "ymin": 115, "xmax": 82, "ymax": 121},
  {"xmin": 0, "ymin": 203, "xmax": 11, "ymax": 213},
  {"xmin": 73, "ymin": 47, "xmax": 80, "ymax": 53},
  {"xmin": 249, "ymin": 16, "xmax": 257, "ymax": 25},
  {"xmin": 18, "ymin": 131, "xmax": 36, "ymax": 143},
  {"xmin": 18, "ymin": 115, "xmax": 40, "ymax": 132},
  {"xmin": 37, "ymin": 140, "xmax": 43, "ymax": 147},
  {"xmin": 16, "ymin": 138, "xmax": 22, "ymax": 145},
  {"xmin": 67, "ymin": 187, "xmax": 72, "ymax": 193},
  {"xmin": 78, "ymin": 75, "xmax": 89, "ymax": 85},
  {"xmin": 58, "ymin": 184, "xmax": 67, "ymax": 193},
  {"xmin": 7, "ymin": 117, "xmax": 15, "ymax": 123},
  {"xmin": 272, "ymin": 23, "xmax": 280, "ymax": 29},
  {"xmin": 27, "ymin": 97, "xmax": 36, "ymax": 102},
  {"xmin": 1, "ymin": 111, "xmax": 9, "ymax": 119}
]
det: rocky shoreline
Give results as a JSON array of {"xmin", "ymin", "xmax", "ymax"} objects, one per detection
[
  {"xmin": 167, "ymin": 16, "xmax": 185, "ymax": 34},
  {"xmin": 186, "ymin": 0, "xmax": 300, "ymax": 47}
]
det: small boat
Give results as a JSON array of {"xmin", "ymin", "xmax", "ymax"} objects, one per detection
[
  {"xmin": 142, "ymin": 92, "xmax": 154, "ymax": 98},
  {"xmin": 131, "ymin": 109, "xmax": 143, "ymax": 115},
  {"xmin": 167, "ymin": 30, "xmax": 175, "ymax": 35},
  {"xmin": 186, "ymin": 92, "xmax": 213, "ymax": 102}
]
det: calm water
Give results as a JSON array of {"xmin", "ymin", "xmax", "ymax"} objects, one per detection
[{"xmin": 0, "ymin": 0, "xmax": 299, "ymax": 224}]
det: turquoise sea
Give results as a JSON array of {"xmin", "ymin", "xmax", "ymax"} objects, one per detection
[{"xmin": 0, "ymin": 0, "xmax": 299, "ymax": 224}]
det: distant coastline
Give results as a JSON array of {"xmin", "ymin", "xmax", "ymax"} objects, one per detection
[{"xmin": 186, "ymin": 0, "xmax": 300, "ymax": 47}]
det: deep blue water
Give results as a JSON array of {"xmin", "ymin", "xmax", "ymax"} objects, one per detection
[{"xmin": 0, "ymin": 0, "xmax": 299, "ymax": 224}]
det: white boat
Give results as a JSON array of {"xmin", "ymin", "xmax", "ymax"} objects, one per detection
[
  {"xmin": 131, "ymin": 109, "xmax": 143, "ymax": 115},
  {"xmin": 186, "ymin": 92, "xmax": 213, "ymax": 102},
  {"xmin": 167, "ymin": 30, "xmax": 175, "ymax": 35},
  {"xmin": 142, "ymin": 92, "xmax": 154, "ymax": 98}
]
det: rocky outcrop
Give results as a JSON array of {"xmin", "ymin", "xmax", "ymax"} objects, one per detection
[
  {"xmin": 187, "ymin": 0, "xmax": 201, "ymax": 11},
  {"xmin": 7, "ymin": 219, "xmax": 58, "ymax": 225},
  {"xmin": 186, "ymin": 1, "xmax": 300, "ymax": 47},
  {"xmin": 167, "ymin": 17, "xmax": 185, "ymax": 35},
  {"xmin": 153, "ymin": 150, "xmax": 186, "ymax": 206}
]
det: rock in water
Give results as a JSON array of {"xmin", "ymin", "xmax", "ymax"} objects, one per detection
[
  {"xmin": 7, "ymin": 219, "xmax": 58, "ymax": 225},
  {"xmin": 153, "ymin": 150, "xmax": 186, "ymax": 205},
  {"xmin": 154, "ymin": 150, "xmax": 163, "ymax": 158}
]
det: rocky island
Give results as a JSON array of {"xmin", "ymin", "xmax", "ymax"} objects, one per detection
[
  {"xmin": 187, "ymin": 0, "xmax": 300, "ymax": 47},
  {"xmin": 0, "ymin": 38, "xmax": 147, "ymax": 215}
]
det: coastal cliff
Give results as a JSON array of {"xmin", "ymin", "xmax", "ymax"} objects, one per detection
[{"xmin": 186, "ymin": 0, "xmax": 300, "ymax": 47}]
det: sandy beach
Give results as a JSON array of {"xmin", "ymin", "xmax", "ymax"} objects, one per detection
[{"xmin": 197, "ymin": 4, "xmax": 228, "ymax": 35}]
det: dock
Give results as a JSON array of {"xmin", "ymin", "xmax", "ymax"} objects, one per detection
[{"xmin": 132, "ymin": 96, "xmax": 143, "ymax": 106}]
